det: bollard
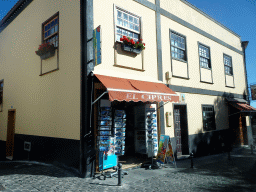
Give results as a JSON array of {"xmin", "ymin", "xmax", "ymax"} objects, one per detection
[
  {"xmin": 118, "ymin": 163, "xmax": 122, "ymax": 186},
  {"xmin": 251, "ymin": 144, "xmax": 254, "ymax": 154},
  {"xmin": 190, "ymin": 153, "xmax": 194, "ymax": 168}
]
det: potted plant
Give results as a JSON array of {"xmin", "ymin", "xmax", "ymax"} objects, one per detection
[
  {"xmin": 120, "ymin": 36, "xmax": 145, "ymax": 54},
  {"xmin": 35, "ymin": 42, "xmax": 56, "ymax": 60}
]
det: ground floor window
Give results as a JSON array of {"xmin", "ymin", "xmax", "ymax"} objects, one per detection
[{"xmin": 202, "ymin": 105, "xmax": 216, "ymax": 131}]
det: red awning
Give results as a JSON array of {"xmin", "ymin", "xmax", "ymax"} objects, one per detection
[
  {"xmin": 95, "ymin": 74, "xmax": 179, "ymax": 103},
  {"xmin": 229, "ymin": 102, "xmax": 256, "ymax": 113}
]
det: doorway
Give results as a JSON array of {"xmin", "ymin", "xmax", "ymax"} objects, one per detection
[
  {"xmin": 173, "ymin": 105, "xmax": 189, "ymax": 157},
  {"xmin": 6, "ymin": 109, "xmax": 16, "ymax": 160}
]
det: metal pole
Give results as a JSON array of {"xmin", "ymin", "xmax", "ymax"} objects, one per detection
[
  {"xmin": 190, "ymin": 153, "xmax": 193, "ymax": 168},
  {"xmin": 118, "ymin": 163, "xmax": 122, "ymax": 186}
]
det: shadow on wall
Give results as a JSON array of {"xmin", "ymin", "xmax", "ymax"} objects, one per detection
[{"xmin": 190, "ymin": 96, "xmax": 233, "ymax": 157}]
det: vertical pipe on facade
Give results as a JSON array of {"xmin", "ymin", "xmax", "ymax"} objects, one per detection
[
  {"xmin": 80, "ymin": 0, "xmax": 87, "ymax": 178},
  {"xmin": 242, "ymin": 41, "xmax": 249, "ymax": 103},
  {"xmin": 242, "ymin": 41, "xmax": 253, "ymax": 146},
  {"xmin": 80, "ymin": 0, "xmax": 94, "ymax": 178}
]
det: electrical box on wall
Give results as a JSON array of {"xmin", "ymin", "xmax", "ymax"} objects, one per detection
[
  {"xmin": 165, "ymin": 71, "xmax": 171, "ymax": 81},
  {"xmin": 24, "ymin": 141, "xmax": 31, "ymax": 152},
  {"xmin": 165, "ymin": 112, "xmax": 172, "ymax": 127}
]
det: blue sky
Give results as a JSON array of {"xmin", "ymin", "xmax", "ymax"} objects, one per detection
[{"xmin": 1, "ymin": 0, "xmax": 256, "ymax": 106}]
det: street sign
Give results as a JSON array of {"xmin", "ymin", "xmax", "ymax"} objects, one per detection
[{"xmin": 93, "ymin": 26, "xmax": 102, "ymax": 66}]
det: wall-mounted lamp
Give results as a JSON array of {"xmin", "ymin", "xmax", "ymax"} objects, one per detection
[
  {"xmin": 166, "ymin": 112, "xmax": 172, "ymax": 127},
  {"xmin": 165, "ymin": 71, "xmax": 171, "ymax": 81}
]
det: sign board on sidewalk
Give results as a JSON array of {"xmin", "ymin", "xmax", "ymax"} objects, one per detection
[{"xmin": 156, "ymin": 135, "xmax": 175, "ymax": 164}]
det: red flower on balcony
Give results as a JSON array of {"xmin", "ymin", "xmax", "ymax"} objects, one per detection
[
  {"xmin": 35, "ymin": 42, "xmax": 55, "ymax": 56},
  {"xmin": 119, "ymin": 36, "xmax": 145, "ymax": 50}
]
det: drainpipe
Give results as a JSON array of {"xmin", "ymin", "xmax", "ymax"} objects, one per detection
[
  {"xmin": 242, "ymin": 41, "xmax": 253, "ymax": 147},
  {"xmin": 242, "ymin": 41, "xmax": 249, "ymax": 103},
  {"xmin": 80, "ymin": 0, "xmax": 94, "ymax": 178}
]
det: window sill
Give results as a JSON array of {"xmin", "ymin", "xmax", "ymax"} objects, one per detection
[
  {"xmin": 114, "ymin": 64, "xmax": 145, "ymax": 72},
  {"xmin": 225, "ymin": 74, "xmax": 233, "ymax": 77},
  {"xmin": 172, "ymin": 57, "xmax": 187, "ymax": 63},
  {"xmin": 200, "ymin": 81, "xmax": 213, "ymax": 84},
  {"xmin": 39, "ymin": 68, "xmax": 59, "ymax": 76},
  {"xmin": 225, "ymin": 85, "xmax": 235, "ymax": 88},
  {"xmin": 172, "ymin": 75, "xmax": 189, "ymax": 80},
  {"xmin": 200, "ymin": 66, "xmax": 211, "ymax": 70}
]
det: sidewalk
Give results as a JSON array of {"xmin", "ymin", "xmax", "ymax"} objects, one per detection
[{"xmin": 0, "ymin": 146, "xmax": 255, "ymax": 191}]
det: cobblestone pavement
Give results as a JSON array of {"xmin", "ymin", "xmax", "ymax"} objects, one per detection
[{"xmin": 0, "ymin": 147, "xmax": 256, "ymax": 192}]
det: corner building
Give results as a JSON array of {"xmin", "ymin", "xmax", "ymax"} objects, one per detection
[{"xmin": 0, "ymin": 0, "xmax": 254, "ymax": 177}]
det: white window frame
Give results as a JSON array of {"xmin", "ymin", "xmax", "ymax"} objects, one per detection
[
  {"xmin": 199, "ymin": 44, "xmax": 211, "ymax": 69},
  {"xmin": 114, "ymin": 5, "xmax": 142, "ymax": 42},
  {"xmin": 42, "ymin": 13, "xmax": 59, "ymax": 48},
  {"xmin": 170, "ymin": 31, "xmax": 187, "ymax": 61},
  {"xmin": 224, "ymin": 54, "xmax": 233, "ymax": 76},
  {"xmin": 202, "ymin": 105, "xmax": 216, "ymax": 132}
]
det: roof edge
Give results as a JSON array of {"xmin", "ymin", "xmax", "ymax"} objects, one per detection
[
  {"xmin": 0, "ymin": 0, "xmax": 25, "ymax": 26},
  {"xmin": 180, "ymin": 0, "xmax": 241, "ymax": 39},
  {"xmin": 0, "ymin": 0, "xmax": 33, "ymax": 33}
]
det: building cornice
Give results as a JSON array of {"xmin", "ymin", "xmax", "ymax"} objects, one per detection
[
  {"xmin": 180, "ymin": 0, "xmax": 241, "ymax": 38},
  {"xmin": 0, "ymin": 0, "xmax": 33, "ymax": 33}
]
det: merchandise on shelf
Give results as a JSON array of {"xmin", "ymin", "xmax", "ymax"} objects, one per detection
[
  {"xmin": 97, "ymin": 102, "xmax": 118, "ymax": 171},
  {"xmin": 113, "ymin": 109, "xmax": 126, "ymax": 156}
]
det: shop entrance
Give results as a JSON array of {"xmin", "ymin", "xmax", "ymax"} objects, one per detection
[
  {"xmin": 113, "ymin": 101, "xmax": 147, "ymax": 169},
  {"xmin": 173, "ymin": 105, "xmax": 189, "ymax": 157},
  {"xmin": 95, "ymin": 99, "xmax": 159, "ymax": 171},
  {"xmin": 92, "ymin": 74, "xmax": 180, "ymax": 173},
  {"xmin": 229, "ymin": 113, "xmax": 248, "ymax": 146}
]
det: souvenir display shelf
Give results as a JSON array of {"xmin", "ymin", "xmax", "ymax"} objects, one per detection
[
  {"xmin": 134, "ymin": 104, "xmax": 158, "ymax": 157},
  {"xmin": 97, "ymin": 106, "xmax": 117, "ymax": 171},
  {"xmin": 97, "ymin": 101, "xmax": 128, "ymax": 178},
  {"xmin": 113, "ymin": 110, "xmax": 126, "ymax": 156},
  {"xmin": 145, "ymin": 105, "xmax": 158, "ymax": 158}
]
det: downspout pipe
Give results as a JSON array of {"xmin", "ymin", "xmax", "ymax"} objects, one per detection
[
  {"xmin": 80, "ymin": 0, "xmax": 94, "ymax": 178},
  {"xmin": 242, "ymin": 41, "xmax": 253, "ymax": 146},
  {"xmin": 242, "ymin": 41, "xmax": 249, "ymax": 103}
]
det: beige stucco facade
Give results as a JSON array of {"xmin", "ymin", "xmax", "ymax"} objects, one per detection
[
  {"xmin": 0, "ymin": 0, "xmax": 251, "ymax": 166},
  {"xmin": 164, "ymin": 93, "xmax": 229, "ymax": 137},
  {"xmin": 161, "ymin": 0, "xmax": 242, "ymax": 50},
  {"xmin": 161, "ymin": 14, "xmax": 245, "ymax": 93},
  {"xmin": 92, "ymin": 0, "xmax": 248, "ymax": 143},
  {"xmin": 0, "ymin": 0, "xmax": 81, "ymax": 141},
  {"xmin": 93, "ymin": 0, "xmax": 159, "ymax": 82}
]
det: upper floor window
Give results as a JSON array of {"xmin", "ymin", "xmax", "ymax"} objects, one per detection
[
  {"xmin": 115, "ymin": 7, "xmax": 140, "ymax": 42},
  {"xmin": 224, "ymin": 54, "xmax": 233, "ymax": 75},
  {"xmin": 199, "ymin": 44, "xmax": 211, "ymax": 69},
  {"xmin": 170, "ymin": 31, "xmax": 186, "ymax": 61},
  {"xmin": 202, "ymin": 105, "xmax": 216, "ymax": 131},
  {"xmin": 43, "ymin": 14, "xmax": 59, "ymax": 47},
  {"xmin": 0, "ymin": 81, "xmax": 3, "ymax": 111}
]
